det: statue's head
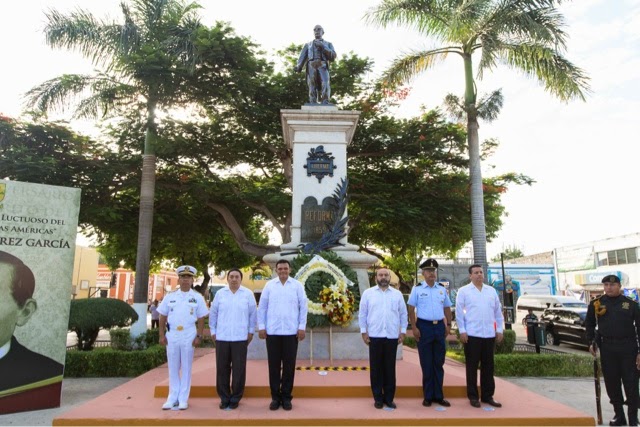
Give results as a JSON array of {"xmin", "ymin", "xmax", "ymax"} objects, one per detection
[{"xmin": 313, "ymin": 25, "xmax": 324, "ymax": 38}]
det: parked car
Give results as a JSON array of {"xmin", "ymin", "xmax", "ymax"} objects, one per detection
[
  {"xmin": 516, "ymin": 295, "xmax": 587, "ymax": 325},
  {"xmin": 540, "ymin": 307, "xmax": 589, "ymax": 347}
]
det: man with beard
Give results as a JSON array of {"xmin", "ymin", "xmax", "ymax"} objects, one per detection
[{"xmin": 359, "ymin": 267, "xmax": 408, "ymax": 410}]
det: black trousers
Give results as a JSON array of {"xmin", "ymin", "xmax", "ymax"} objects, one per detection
[
  {"xmin": 369, "ymin": 337, "xmax": 398, "ymax": 405},
  {"xmin": 600, "ymin": 341, "xmax": 639, "ymax": 415},
  {"xmin": 215, "ymin": 340, "xmax": 248, "ymax": 405},
  {"xmin": 463, "ymin": 336, "xmax": 496, "ymax": 401},
  {"xmin": 151, "ymin": 319, "xmax": 159, "ymax": 329},
  {"xmin": 266, "ymin": 335, "xmax": 298, "ymax": 402}
]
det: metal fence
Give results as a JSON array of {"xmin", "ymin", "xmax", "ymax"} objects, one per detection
[{"xmin": 66, "ymin": 339, "xmax": 111, "ymax": 351}]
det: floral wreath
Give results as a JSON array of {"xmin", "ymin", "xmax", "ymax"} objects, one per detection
[{"xmin": 292, "ymin": 252, "xmax": 359, "ymax": 328}]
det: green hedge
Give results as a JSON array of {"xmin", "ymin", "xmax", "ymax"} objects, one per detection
[
  {"xmin": 495, "ymin": 330, "xmax": 516, "ymax": 354},
  {"xmin": 444, "ymin": 351, "xmax": 592, "ymax": 377},
  {"xmin": 65, "ymin": 345, "xmax": 167, "ymax": 377},
  {"xmin": 494, "ymin": 353, "xmax": 593, "ymax": 377},
  {"xmin": 404, "ymin": 331, "xmax": 515, "ymax": 354}
]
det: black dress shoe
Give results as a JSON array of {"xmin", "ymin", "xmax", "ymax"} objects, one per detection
[
  {"xmin": 269, "ymin": 400, "xmax": 280, "ymax": 410},
  {"xmin": 282, "ymin": 401, "xmax": 292, "ymax": 411},
  {"xmin": 374, "ymin": 401, "xmax": 384, "ymax": 409},
  {"xmin": 470, "ymin": 399, "xmax": 481, "ymax": 408},
  {"xmin": 422, "ymin": 399, "xmax": 432, "ymax": 407},
  {"xmin": 219, "ymin": 402, "xmax": 229, "ymax": 409},
  {"xmin": 434, "ymin": 398, "xmax": 451, "ymax": 407},
  {"xmin": 482, "ymin": 398, "xmax": 502, "ymax": 408},
  {"xmin": 386, "ymin": 402, "xmax": 397, "ymax": 409},
  {"xmin": 609, "ymin": 415, "xmax": 627, "ymax": 426},
  {"xmin": 229, "ymin": 402, "xmax": 239, "ymax": 410}
]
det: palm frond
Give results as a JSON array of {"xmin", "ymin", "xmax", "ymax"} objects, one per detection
[
  {"xmin": 500, "ymin": 43, "xmax": 590, "ymax": 101},
  {"xmin": 364, "ymin": 0, "xmax": 456, "ymax": 40},
  {"xmin": 74, "ymin": 78, "xmax": 139, "ymax": 119},
  {"xmin": 443, "ymin": 93, "xmax": 466, "ymax": 122},
  {"xmin": 24, "ymin": 74, "xmax": 96, "ymax": 114},
  {"xmin": 44, "ymin": 8, "xmax": 120, "ymax": 67},
  {"xmin": 481, "ymin": 0, "xmax": 568, "ymax": 49},
  {"xmin": 476, "ymin": 89, "xmax": 504, "ymax": 122},
  {"xmin": 167, "ymin": 15, "xmax": 203, "ymax": 70},
  {"xmin": 382, "ymin": 47, "xmax": 459, "ymax": 87}
]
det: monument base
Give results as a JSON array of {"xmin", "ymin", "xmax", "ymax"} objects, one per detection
[{"xmin": 247, "ymin": 315, "xmax": 403, "ymax": 361}]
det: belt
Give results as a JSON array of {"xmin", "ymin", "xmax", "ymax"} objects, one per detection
[{"xmin": 418, "ymin": 318, "xmax": 444, "ymax": 325}]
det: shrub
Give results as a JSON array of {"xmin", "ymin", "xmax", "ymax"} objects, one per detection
[
  {"xmin": 495, "ymin": 329, "xmax": 516, "ymax": 354},
  {"xmin": 134, "ymin": 328, "xmax": 160, "ymax": 349},
  {"xmin": 65, "ymin": 345, "xmax": 167, "ymax": 377},
  {"xmin": 403, "ymin": 336, "xmax": 417, "ymax": 348},
  {"xmin": 68, "ymin": 299, "xmax": 138, "ymax": 351},
  {"xmin": 109, "ymin": 328, "xmax": 132, "ymax": 351}
]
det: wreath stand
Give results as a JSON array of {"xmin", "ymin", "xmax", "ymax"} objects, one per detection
[{"xmin": 309, "ymin": 324, "xmax": 334, "ymax": 367}]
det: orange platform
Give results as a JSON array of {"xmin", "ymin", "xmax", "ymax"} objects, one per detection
[{"xmin": 53, "ymin": 347, "xmax": 595, "ymax": 426}]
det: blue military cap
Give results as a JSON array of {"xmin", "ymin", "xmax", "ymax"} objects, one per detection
[
  {"xmin": 419, "ymin": 258, "xmax": 439, "ymax": 270},
  {"xmin": 176, "ymin": 265, "xmax": 197, "ymax": 276}
]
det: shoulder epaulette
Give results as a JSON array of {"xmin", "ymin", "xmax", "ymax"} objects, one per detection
[{"xmin": 623, "ymin": 295, "xmax": 637, "ymax": 303}]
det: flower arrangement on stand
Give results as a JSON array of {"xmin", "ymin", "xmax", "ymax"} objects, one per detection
[
  {"xmin": 319, "ymin": 283, "xmax": 355, "ymax": 327},
  {"xmin": 292, "ymin": 252, "xmax": 359, "ymax": 328}
]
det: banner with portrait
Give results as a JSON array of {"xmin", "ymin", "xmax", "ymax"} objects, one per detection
[{"xmin": 0, "ymin": 180, "xmax": 81, "ymax": 414}]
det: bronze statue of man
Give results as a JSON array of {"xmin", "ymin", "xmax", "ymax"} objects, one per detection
[{"xmin": 295, "ymin": 25, "xmax": 336, "ymax": 105}]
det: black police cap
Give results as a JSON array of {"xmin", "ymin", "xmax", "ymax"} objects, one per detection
[
  {"xmin": 601, "ymin": 274, "xmax": 621, "ymax": 284},
  {"xmin": 419, "ymin": 258, "xmax": 439, "ymax": 269}
]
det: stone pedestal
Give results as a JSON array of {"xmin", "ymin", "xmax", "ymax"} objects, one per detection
[
  {"xmin": 247, "ymin": 315, "xmax": 402, "ymax": 361},
  {"xmin": 261, "ymin": 106, "xmax": 401, "ymax": 361}
]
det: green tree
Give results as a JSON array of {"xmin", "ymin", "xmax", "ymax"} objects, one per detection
[
  {"xmin": 491, "ymin": 245, "xmax": 525, "ymax": 262},
  {"xmin": 26, "ymin": 0, "xmax": 261, "ymax": 334},
  {"xmin": 68, "ymin": 298, "xmax": 138, "ymax": 351},
  {"xmin": 366, "ymin": 0, "xmax": 589, "ymax": 270}
]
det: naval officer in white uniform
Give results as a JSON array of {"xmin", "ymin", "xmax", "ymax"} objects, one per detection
[{"xmin": 158, "ymin": 265, "xmax": 208, "ymax": 410}]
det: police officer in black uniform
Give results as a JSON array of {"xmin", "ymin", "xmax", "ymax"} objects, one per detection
[{"xmin": 586, "ymin": 275, "xmax": 640, "ymax": 426}]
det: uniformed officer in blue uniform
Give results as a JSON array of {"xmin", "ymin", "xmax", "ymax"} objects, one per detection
[
  {"xmin": 586, "ymin": 274, "xmax": 640, "ymax": 426},
  {"xmin": 158, "ymin": 265, "xmax": 208, "ymax": 410},
  {"xmin": 407, "ymin": 258, "xmax": 453, "ymax": 407}
]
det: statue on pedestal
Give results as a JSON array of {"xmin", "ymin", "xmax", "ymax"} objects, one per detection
[{"xmin": 295, "ymin": 25, "xmax": 336, "ymax": 105}]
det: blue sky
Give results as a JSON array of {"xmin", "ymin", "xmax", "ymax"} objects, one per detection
[{"xmin": 1, "ymin": 0, "xmax": 638, "ymax": 259}]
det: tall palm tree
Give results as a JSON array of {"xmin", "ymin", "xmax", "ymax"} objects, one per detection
[
  {"xmin": 27, "ymin": 0, "xmax": 208, "ymax": 335},
  {"xmin": 366, "ymin": 0, "xmax": 589, "ymax": 269}
]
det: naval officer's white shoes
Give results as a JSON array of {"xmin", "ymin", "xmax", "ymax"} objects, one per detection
[
  {"xmin": 162, "ymin": 400, "xmax": 177, "ymax": 410},
  {"xmin": 178, "ymin": 402, "xmax": 189, "ymax": 410}
]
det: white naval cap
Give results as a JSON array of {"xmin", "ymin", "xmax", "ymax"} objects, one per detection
[{"xmin": 176, "ymin": 265, "xmax": 197, "ymax": 276}]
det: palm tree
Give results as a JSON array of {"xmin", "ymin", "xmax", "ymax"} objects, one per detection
[
  {"xmin": 27, "ymin": 0, "xmax": 219, "ymax": 335},
  {"xmin": 366, "ymin": 0, "xmax": 589, "ymax": 269}
]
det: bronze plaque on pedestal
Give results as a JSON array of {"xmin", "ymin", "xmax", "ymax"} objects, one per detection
[{"xmin": 301, "ymin": 196, "xmax": 335, "ymax": 242}]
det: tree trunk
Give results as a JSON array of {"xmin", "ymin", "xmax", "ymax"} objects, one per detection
[
  {"xmin": 132, "ymin": 103, "xmax": 158, "ymax": 337},
  {"xmin": 463, "ymin": 53, "xmax": 488, "ymax": 271},
  {"xmin": 467, "ymin": 112, "xmax": 487, "ymax": 271}
]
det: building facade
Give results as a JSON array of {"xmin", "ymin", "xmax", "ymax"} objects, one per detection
[{"xmin": 554, "ymin": 232, "xmax": 640, "ymax": 299}]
